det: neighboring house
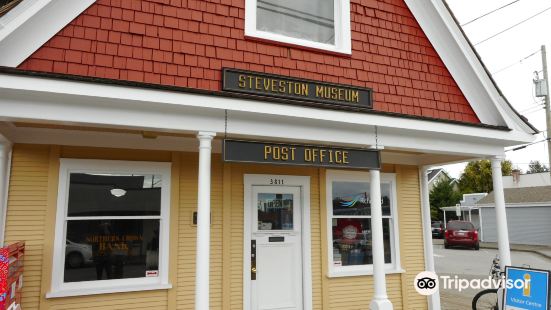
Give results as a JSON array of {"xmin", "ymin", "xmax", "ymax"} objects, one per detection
[
  {"xmin": 0, "ymin": 0, "xmax": 537, "ymax": 309},
  {"xmin": 477, "ymin": 185, "xmax": 551, "ymax": 246},
  {"xmin": 441, "ymin": 193, "xmax": 487, "ymax": 230},
  {"xmin": 427, "ymin": 168, "xmax": 458, "ymax": 192}
]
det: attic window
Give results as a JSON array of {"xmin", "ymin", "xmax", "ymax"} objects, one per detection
[
  {"xmin": 0, "ymin": 0, "xmax": 23, "ymax": 17},
  {"xmin": 245, "ymin": 0, "xmax": 351, "ymax": 54}
]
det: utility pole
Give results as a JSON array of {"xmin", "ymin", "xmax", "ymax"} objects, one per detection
[
  {"xmin": 535, "ymin": 45, "xmax": 551, "ymax": 176},
  {"xmin": 541, "ymin": 45, "xmax": 551, "ymax": 178}
]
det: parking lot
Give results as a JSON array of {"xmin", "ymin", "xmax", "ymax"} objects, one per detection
[{"xmin": 434, "ymin": 242, "xmax": 551, "ymax": 310}]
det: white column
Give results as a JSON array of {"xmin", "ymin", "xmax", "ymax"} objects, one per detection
[
  {"xmin": 0, "ymin": 137, "xmax": 12, "ymax": 245},
  {"xmin": 195, "ymin": 131, "xmax": 215, "ymax": 310},
  {"xmin": 369, "ymin": 169, "xmax": 393, "ymax": 310},
  {"xmin": 491, "ymin": 156, "xmax": 512, "ymax": 268},
  {"xmin": 419, "ymin": 167, "xmax": 441, "ymax": 310}
]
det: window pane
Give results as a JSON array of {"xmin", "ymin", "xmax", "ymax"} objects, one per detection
[
  {"xmin": 67, "ymin": 173, "xmax": 162, "ymax": 217},
  {"xmin": 64, "ymin": 219, "xmax": 160, "ymax": 283},
  {"xmin": 257, "ymin": 193, "xmax": 294, "ymax": 230},
  {"xmin": 332, "ymin": 218, "xmax": 392, "ymax": 266},
  {"xmin": 256, "ymin": 0, "xmax": 335, "ymax": 45},
  {"xmin": 332, "ymin": 182, "xmax": 391, "ymax": 216}
]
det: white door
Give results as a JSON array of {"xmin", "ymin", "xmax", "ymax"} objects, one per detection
[{"xmin": 250, "ymin": 185, "xmax": 303, "ymax": 310}]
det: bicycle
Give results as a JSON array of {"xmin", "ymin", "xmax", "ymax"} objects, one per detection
[{"xmin": 471, "ymin": 255, "xmax": 502, "ymax": 310}]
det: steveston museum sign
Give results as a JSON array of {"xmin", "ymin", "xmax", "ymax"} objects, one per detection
[
  {"xmin": 222, "ymin": 68, "xmax": 373, "ymax": 110},
  {"xmin": 223, "ymin": 140, "xmax": 380, "ymax": 169}
]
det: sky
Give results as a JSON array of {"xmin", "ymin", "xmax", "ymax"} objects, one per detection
[{"xmin": 437, "ymin": 0, "xmax": 551, "ymax": 178}]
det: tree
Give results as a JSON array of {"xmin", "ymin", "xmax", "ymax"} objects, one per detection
[
  {"xmin": 458, "ymin": 160, "xmax": 513, "ymax": 193},
  {"xmin": 527, "ymin": 160, "xmax": 549, "ymax": 174},
  {"xmin": 429, "ymin": 178, "xmax": 461, "ymax": 220}
]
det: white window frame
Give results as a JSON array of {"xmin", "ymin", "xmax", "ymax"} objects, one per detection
[
  {"xmin": 326, "ymin": 170, "xmax": 402, "ymax": 277},
  {"xmin": 47, "ymin": 159, "xmax": 172, "ymax": 298},
  {"xmin": 244, "ymin": 0, "xmax": 351, "ymax": 54}
]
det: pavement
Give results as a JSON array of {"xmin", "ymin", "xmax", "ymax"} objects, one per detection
[
  {"xmin": 433, "ymin": 239, "xmax": 551, "ymax": 260},
  {"xmin": 433, "ymin": 240, "xmax": 551, "ymax": 310}
]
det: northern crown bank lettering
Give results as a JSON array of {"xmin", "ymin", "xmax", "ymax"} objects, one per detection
[
  {"xmin": 222, "ymin": 69, "xmax": 373, "ymax": 110},
  {"xmin": 223, "ymin": 140, "xmax": 380, "ymax": 169}
]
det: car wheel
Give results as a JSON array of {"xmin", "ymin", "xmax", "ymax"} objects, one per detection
[
  {"xmin": 474, "ymin": 243, "xmax": 480, "ymax": 251},
  {"xmin": 67, "ymin": 252, "xmax": 84, "ymax": 268},
  {"xmin": 444, "ymin": 241, "xmax": 450, "ymax": 249}
]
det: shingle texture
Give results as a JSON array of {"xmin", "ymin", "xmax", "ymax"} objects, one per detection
[
  {"xmin": 477, "ymin": 186, "xmax": 551, "ymax": 204},
  {"xmin": 18, "ymin": 0, "xmax": 480, "ymax": 123}
]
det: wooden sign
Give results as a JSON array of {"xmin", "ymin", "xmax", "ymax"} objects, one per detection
[
  {"xmin": 222, "ymin": 68, "xmax": 373, "ymax": 110},
  {"xmin": 223, "ymin": 140, "xmax": 380, "ymax": 169}
]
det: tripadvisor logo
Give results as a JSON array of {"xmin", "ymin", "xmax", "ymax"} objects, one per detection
[
  {"xmin": 414, "ymin": 271, "xmax": 532, "ymax": 295},
  {"xmin": 414, "ymin": 271, "xmax": 439, "ymax": 296}
]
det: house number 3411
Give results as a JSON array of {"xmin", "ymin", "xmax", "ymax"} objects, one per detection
[{"xmin": 269, "ymin": 178, "xmax": 284, "ymax": 185}]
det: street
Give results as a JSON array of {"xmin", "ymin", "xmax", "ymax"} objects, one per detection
[{"xmin": 434, "ymin": 243, "xmax": 551, "ymax": 310}]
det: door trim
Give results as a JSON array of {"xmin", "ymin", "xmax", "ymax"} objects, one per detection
[{"xmin": 244, "ymin": 174, "xmax": 312, "ymax": 310}]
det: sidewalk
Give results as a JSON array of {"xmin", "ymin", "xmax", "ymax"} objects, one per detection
[
  {"xmin": 480, "ymin": 242, "xmax": 551, "ymax": 260},
  {"xmin": 433, "ymin": 239, "xmax": 551, "ymax": 260}
]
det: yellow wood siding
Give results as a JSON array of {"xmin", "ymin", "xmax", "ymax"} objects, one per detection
[{"xmin": 3, "ymin": 144, "xmax": 427, "ymax": 309}]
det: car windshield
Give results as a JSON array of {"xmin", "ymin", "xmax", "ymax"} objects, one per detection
[
  {"xmin": 431, "ymin": 223, "xmax": 441, "ymax": 228},
  {"xmin": 447, "ymin": 222, "xmax": 474, "ymax": 230}
]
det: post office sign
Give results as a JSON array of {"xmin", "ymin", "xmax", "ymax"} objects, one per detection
[{"xmin": 223, "ymin": 139, "xmax": 380, "ymax": 169}]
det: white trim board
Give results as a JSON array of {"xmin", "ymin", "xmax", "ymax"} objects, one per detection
[
  {"xmin": 0, "ymin": 73, "xmax": 533, "ymax": 159},
  {"xmin": 243, "ymin": 174, "xmax": 312, "ymax": 310},
  {"xmin": 0, "ymin": 0, "xmax": 95, "ymax": 67}
]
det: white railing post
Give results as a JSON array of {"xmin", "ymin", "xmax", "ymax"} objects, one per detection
[
  {"xmin": 369, "ymin": 169, "xmax": 393, "ymax": 310},
  {"xmin": 491, "ymin": 156, "xmax": 512, "ymax": 268},
  {"xmin": 195, "ymin": 131, "xmax": 215, "ymax": 310},
  {"xmin": 420, "ymin": 166, "xmax": 441, "ymax": 310}
]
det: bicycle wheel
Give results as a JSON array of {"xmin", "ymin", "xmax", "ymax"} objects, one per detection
[{"xmin": 472, "ymin": 289, "xmax": 499, "ymax": 310}]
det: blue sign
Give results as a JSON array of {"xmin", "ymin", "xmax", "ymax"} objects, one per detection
[{"xmin": 504, "ymin": 266, "xmax": 550, "ymax": 310}]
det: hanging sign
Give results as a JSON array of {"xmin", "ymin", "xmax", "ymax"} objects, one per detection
[
  {"xmin": 223, "ymin": 139, "xmax": 380, "ymax": 169},
  {"xmin": 222, "ymin": 68, "xmax": 373, "ymax": 110},
  {"xmin": 503, "ymin": 266, "xmax": 550, "ymax": 310}
]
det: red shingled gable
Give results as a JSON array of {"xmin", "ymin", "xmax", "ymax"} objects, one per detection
[{"xmin": 18, "ymin": 0, "xmax": 480, "ymax": 123}]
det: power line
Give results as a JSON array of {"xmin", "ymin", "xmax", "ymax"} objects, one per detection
[
  {"xmin": 519, "ymin": 104, "xmax": 544, "ymax": 114},
  {"xmin": 462, "ymin": 0, "xmax": 521, "ymax": 26},
  {"xmin": 474, "ymin": 5, "xmax": 551, "ymax": 46},
  {"xmin": 491, "ymin": 49, "xmax": 540, "ymax": 75}
]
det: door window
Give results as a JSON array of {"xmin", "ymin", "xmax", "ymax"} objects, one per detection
[{"xmin": 257, "ymin": 193, "xmax": 294, "ymax": 230}]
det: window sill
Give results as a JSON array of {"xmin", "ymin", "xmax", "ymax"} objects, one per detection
[
  {"xmin": 327, "ymin": 267, "xmax": 405, "ymax": 278},
  {"xmin": 245, "ymin": 30, "xmax": 351, "ymax": 55},
  {"xmin": 46, "ymin": 283, "xmax": 172, "ymax": 298}
]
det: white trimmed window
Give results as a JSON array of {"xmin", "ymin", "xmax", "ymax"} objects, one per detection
[
  {"xmin": 245, "ymin": 0, "xmax": 351, "ymax": 54},
  {"xmin": 48, "ymin": 159, "xmax": 172, "ymax": 298},
  {"xmin": 326, "ymin": 170, "xmax": 401, "ymax": 277}
]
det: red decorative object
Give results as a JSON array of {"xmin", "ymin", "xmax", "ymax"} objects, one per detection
[{"xmin": 0, "ymin": 242, "xmax": 24, "ymax": 310}]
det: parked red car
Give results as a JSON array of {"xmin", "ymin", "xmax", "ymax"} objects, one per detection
[{"xmin": 444, "ymin": 221, "xmax": 479, "ymax": 250}]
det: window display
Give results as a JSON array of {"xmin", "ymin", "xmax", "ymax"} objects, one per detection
[
  {"xmin": 50, "ymin": 159, "xmax": 171, "ymax": 297},
  {"xmin": 64, "ymin": 173, "xmax": 163, "ymax": 283},
  {"xmin": 326, "ymin": 171, "xmax": 399, "ymax": 276}
]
